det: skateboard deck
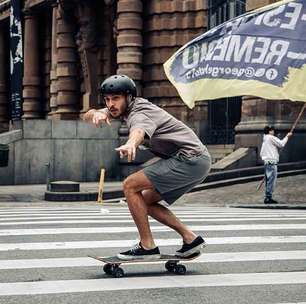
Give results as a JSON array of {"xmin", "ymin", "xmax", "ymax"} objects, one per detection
[{"xmin": 89, "ymin": 252, "xmax": 201, "ymax": 278}]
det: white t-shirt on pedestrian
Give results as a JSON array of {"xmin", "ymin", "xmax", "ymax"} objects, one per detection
[{"xmin": 260, "ymin": 134, "xmax": 288, "ymax": 163}]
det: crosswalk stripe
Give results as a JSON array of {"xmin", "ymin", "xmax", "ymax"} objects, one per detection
[
  {"xmin": 0, "ymin": 210, "xmax": 305, "ymax": 216},
  {"xmin": 0, "ymin": 250, "xmax": 305, "ymax": 269},
  {"xmin": 0, "ymin": 214, "xmax": 305, "ymax": 221},
  {"xmin": 0, "ymin": 272, "xmax": 305, "ymax": 295},
  {"xmin": 0, "ymin": 235, "xmax": 305, "ymax": 251},
  {"xmin": 1, "ymin": 224, "xmax": 306, "ymax": 236},
  {"xmin": 0, "ymin": 217, "xmax": 305, "ymax": 226}
]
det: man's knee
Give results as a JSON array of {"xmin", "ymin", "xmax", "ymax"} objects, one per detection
[{"xmin": 122, "ymin": 176, "xmax": 137, "ymax": 195}]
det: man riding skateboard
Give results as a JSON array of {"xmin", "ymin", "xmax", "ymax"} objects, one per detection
[{"xmin": 84, "ymin": 75, "xmax": 211, "ymax": 260}]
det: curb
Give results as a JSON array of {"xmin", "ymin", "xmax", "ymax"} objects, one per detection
[
  {"xmin": 44, "ymin": 167, "xmax": 306, "ymax": 203},
  {"xmin": 230, "ymin": 204, "xmax": 306, "ymax": 210}
]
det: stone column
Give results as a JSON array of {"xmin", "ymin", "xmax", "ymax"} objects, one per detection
[
  {"xmin": 116, "ymin": 0, "xmax": 143, "ymax": 94},
  {"xmin": 49, "ymin": 2, "xmax": 58, "ymax": 117},
  {"xmin": 53, "ymin": 5, "xmax": 79, "ymax": 120},
  {"xmin": 43, "ymin": 15, "xmax": 52, "ymax": 117},
  {"xmin": 22, "ymin": 10, "xmax": 41, "ymax": 119},
  {"xmin": 235, "ymin": 0, "xmax": 306, "ymax": 163},
  {"xmin": 0, "ymin": 27, "xmax": 9, "ymax": 132},
  {"xmin": 116, "ymin": 0, "xmax": 144, "ymax": 178}
]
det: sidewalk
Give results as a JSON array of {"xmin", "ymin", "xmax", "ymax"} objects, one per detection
[
  {"xmin": 0, "ymin": 174, "xmax": 305, "ymax": 209},
  {"xmin": 0, "ymin": 181, "xmax": 122, "ymax": 203}
]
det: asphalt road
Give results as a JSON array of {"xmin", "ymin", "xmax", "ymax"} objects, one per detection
[{"xmin": 0, "ymin": 202, "xmax": 305, "ymax": 304}]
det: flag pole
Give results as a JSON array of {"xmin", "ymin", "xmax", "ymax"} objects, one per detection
[
  {"xmin": 256, "ymin": 102, "xmax": 306, "ymax": 191},
  {"xmin": 289, "ymin": 103, "xmax": 306, "ymax": 133}
]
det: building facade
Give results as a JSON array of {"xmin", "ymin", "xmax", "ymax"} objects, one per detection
[{"xmin": 0, "ymin": 0, "xmax": 305, "ymax": 184}]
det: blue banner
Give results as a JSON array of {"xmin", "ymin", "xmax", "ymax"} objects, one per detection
[
  {"xmin": 10, "ymin": 0, "xmax": 23, "ymax": 120},
  {"xmin": 164, "ymin": 0, "xmax": 306, "ymax": 108}
]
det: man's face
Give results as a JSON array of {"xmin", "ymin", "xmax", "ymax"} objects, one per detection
[
  {"xmin": 104, "ymin": 94, "xmax": 127, "ymax": 118},
  {"xmin": 269, "ymin": 129, "xmax": 275, "ymax": 135}
]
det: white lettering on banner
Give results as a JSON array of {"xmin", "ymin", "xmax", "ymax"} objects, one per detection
[
  {"xmin": 220, "ymin": 16, "xmax": 245, "ymax": 36},
  {"xmin": 182, "ymin": 44, "xmax": 199, "ymax": 69},
  {"xmin": 182, "ymin": 35, "xmax": 290, "ymax": 69},
  {"xmin": 255, "ymin": 5, "xmax": 285, "ymax": 27},
  {"xmin": 254, "ymin": 3, "xmax": 303, "ymax": 30},
  {"xmin": 252, "ymin": 37, "xmax": 271, "ymax": 64},
  {"xmin": 264, "ymin": 40, "xmax": 289, "ymax": 65},
  {"xmin": 212, "ymin": 37, "xmax": 232, "ymax": 61},
  {"xmin": 225, "ymin": 36, "xmax": 256, "ymax": 63},
  {"xmin": 186, "ymin": 64, "xmax": 259, "ymax": 79},
  {"xmin": 281, "ymin": 2, "xmax": 302, "ymax": 30},
  {"xmin": 205, "ymin": 40, "xmax": 219, "ymax": 61},
  {"xmin": 287, "ymin": 51, "xmax": 306, "ymax": 60}
]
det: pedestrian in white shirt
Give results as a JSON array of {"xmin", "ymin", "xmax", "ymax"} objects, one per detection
[{"xmin": 260, "ymin": 126, "xmax": 292, "ymax": 204}]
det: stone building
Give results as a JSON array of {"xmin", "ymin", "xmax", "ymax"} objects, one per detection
[{"xmin": 0, "ymin": 0, "xmax": 305, "ymax": 184}]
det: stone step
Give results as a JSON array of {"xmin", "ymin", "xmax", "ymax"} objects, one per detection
[
  {"xmin": 49, "ymin": 181, "xmax": 80, "ymax": 193},
  {"xmin": 207, "ymin": 145, "xmax": 235, "ymax": 164},
  {"xmin": 206, "ymin": 144, "xmax": 235, "ymax": 150}
]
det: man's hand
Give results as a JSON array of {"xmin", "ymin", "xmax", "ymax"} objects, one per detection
[
  {"xmin": 287, "ymin": 132, "xmax": 293, "ymax": 138},
  {"xmin": 115, "ymin": 143, "xmax": 137, "ymax": 162},
  {"xmin": 83, "ymin": 109, "xmax": 111, "ymax": 127},
  {"xmin": 115, "ymin": 128, "xmax": 144, "ymax": 162}
]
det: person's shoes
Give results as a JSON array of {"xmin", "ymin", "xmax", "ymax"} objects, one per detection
[
  {"xmin": 175, "ymin": 236, "xmax": 206, "ymax": 257},
  {"xmin": 117, "ymin": 242, "xmax": 161, "ymax": 260},
  {"xmin": 264, "ymin": 198, "xmax": 278, "ymax": 204}
]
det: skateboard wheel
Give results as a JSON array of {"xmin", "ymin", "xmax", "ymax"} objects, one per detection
[
  {"xmin": 113, "ymin": 267, "xmax": 124, "ymax": 278},
  {"xmin": 175, "ymin": 264, "xmax": 186, "ymax": 275},
  {"xmin": 165, "ymin": 261, "xmax": 176, "ymax": 272},
  {"xmin": 103, "ymin": 264, "xmax": 113, "ymax": 275}
]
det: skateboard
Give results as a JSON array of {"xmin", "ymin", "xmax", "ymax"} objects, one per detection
[{"xmin": 89, "ymin": 252, "xmax": 201, "ymax": 278}]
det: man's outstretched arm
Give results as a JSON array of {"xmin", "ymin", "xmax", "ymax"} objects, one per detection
[{"xmin": 271, "ymin": 132, "xmax": 293, "ymax": 148}]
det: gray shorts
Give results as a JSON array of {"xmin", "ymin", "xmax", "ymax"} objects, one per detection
[{"xmin": 143, "ymin": 153, "xmax": 211, "ymax": 205}]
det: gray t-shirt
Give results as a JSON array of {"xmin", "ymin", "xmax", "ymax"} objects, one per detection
[{"xmin": 125, "ymin": 97, "xmax": 208, "ymax": 158}]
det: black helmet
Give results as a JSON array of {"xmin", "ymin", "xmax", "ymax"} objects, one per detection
[{"xmin": 100, "ymin": 75, "xmax": 137, "ymax": 98}]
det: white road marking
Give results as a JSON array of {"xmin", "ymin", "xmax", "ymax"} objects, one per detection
[
  {"xmin": 1, "ymin": 224, "xmax": 306, "ymax": 236},
  {"xmin": 0, "ymin": 272, "xmax": 305, "ymax": 295},
  {"xmin": 1, "ymin": 217, "xmax": 306, "ymax": 226},
  {"xmin": 0, "ymin": 210, "xmax": 304, "ymax": 216},
  {"xmin": 0, "ymin": 214, "xmax": 305, "ymax": 221},
  {"xmin": 0, "ymin": 235, "xmax": 305, "ymax": 251},
  {"xmin": 0, "ymin": 250, "xmax": 305, "ymax": 269}
]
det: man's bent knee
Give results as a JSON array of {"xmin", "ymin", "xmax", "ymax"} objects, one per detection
[
  {"xmin": 122, "ymin": 176, "xmax": 138, "ymax": 196},
  {"xmin": 123, "ymin": 171, "xmax": 154, "ymax": 196}
]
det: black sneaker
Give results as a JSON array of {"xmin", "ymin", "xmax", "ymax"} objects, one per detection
[
  {"xmin": 117, "ymin": 242, "xmax": 161, "ymax": 260},
  {"xmin": 176, "ymin": 236, "xmax": 206, "ymax": 257},
  {"xmin": 264, "ymin": 198, "xmax": 278, "ymax": 204}
]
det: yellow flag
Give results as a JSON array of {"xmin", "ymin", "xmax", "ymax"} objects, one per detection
[{"xmin": 164, "ymin": 0, "xmax": 306, "ymax": 108}]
